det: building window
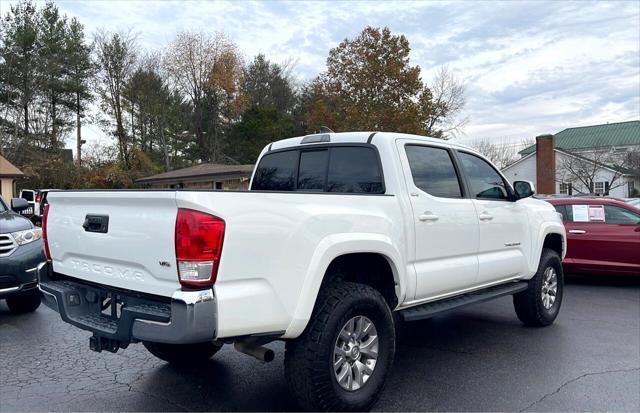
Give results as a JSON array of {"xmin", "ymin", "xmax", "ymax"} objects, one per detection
[
  {"xmin": 594, "ymin": 181, "xmax": 606, "ymax": 195},
  {"xmin": 215, "ymin": 182, "xmax": 223, "ymax": 190},
  {"xmin": 629, "ymin": 181, "xmax": 636, "ymax": 197},
  {"xmin": 559, "ymin": 183, "xmax": 569, "ymax": 195}
]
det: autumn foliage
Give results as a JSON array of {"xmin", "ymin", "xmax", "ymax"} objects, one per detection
[{"xmin": 1, "ymin": 1, "xmax": 465, "ymax": 190}]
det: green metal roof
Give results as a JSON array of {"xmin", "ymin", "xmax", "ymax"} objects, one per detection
[{"xmin": 519, "ymin": 120, "xmax": 640, "ymax": 155}]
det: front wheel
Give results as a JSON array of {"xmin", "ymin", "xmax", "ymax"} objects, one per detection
[
  {"xmin": 285, "ymin": 281, "xmax": 395, "ymax": 411},
  {"xmin": 143, "ymin": 341, "xmax": 223, "ymax": 364},
  {"xmin": 513, "ymin": 248, "xmax": 564, "ymax": 326},
  {"xmin": 6, "ymin": 289, "xmax": 41, "ymax": 314}
]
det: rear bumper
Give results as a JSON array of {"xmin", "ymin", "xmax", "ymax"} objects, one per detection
[{"xmin": 37, "ymin": 263, "xmax": 217, "ymax": 345}]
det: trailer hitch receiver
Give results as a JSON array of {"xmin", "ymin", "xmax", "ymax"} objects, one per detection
[{"xmin": 89, "ymin": 334, "xmax": 122, "ymax": 353}]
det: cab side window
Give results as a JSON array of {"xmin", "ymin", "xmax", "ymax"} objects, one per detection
[
  {"xmin": 327, "ymin": 147, "xmax": 384, "ymax": 193},
  {"xmin": 458, "ymin": 152, "xmax": 510, "ymax": 200},
  {"xmin": 251, "ymin": 146, "xmax": 384, "ymax": 193},
  {"xmin": 297, "ymin": 150, "xmax": 328, "ymax": 191},
  {"xmin": 251, "ymin": 150, "xmax": 298, "ymax": 191},
  {"xmin": 405, "ymin": 145, "xmax": 462, "ymax": 198}
]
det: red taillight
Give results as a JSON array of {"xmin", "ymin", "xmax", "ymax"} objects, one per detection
[
  {"xmin": 175, "ymin": 208, "xmax": 225, "ymax": 287},
  {"xmin": 36, "ymin": 194, "xmax": 41, "ymax": 203},
  {"xmin": 42, "ymin": 204, "xmax": 52, "ymax": 260}
]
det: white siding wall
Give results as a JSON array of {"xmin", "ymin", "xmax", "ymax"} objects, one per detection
[
  {"xmin": 502, "ymin": 154, "xmax": 537, "ymax": 185},
  {"xmin": 0, "ymin": 178, "xmax": 15, "ymax": 199}
]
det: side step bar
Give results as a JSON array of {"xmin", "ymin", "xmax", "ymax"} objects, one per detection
[{"xmin": 399, "ymin": 281, "xmax": 529, "ymax": 322}]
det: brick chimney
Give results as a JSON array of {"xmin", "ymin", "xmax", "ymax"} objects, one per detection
[{"xmin": 536, "ymin": 134, "xmax": 556, "ymax": 195}]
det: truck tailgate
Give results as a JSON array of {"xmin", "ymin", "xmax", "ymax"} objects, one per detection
[{"xmin": 46, "ymin": 191, "xmax": 180, "ymax": 297}]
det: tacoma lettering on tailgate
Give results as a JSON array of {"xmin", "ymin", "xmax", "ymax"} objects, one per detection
[{"xmin": 71, "ymin": 259, "xmax": 144, "ymax": 282}]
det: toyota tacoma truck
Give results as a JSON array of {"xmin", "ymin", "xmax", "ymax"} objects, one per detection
[{"xmin": 38, "ymin": 132, "xmax": 566, "ymax": 411}]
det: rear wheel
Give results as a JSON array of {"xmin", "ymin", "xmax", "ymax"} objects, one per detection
[
  {"xmin": 513, "ymin": 248, "xmax": 564, "ymax": 326},
  {"xmin": 143, "ymin": 341, "xmax": 223, "ymax": 364},
  {"xmin": 6, "ymin": 289, "xmax": 41, "ymax": 314},
  {"xmin": 285, "ymin": 281, "xmax": 395, "ymax": 411}
]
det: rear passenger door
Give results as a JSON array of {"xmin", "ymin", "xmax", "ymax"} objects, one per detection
[
  {"xmin": 398, "ymin": 141, "xmax": 480, "ymax": 300},
  {"xmin": 456, "ymin": 151, "xmax": 530, "ymax": 284}
]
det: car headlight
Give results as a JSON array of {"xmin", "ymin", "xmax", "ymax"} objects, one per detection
[{"xmin": 11, "ymin": 228, "xmax": 43, "ymax": 246}]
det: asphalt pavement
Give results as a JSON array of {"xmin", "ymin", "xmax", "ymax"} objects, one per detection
[{"xmin": 1, "ymin": 275, "xmax": 639, "ymax": 412}]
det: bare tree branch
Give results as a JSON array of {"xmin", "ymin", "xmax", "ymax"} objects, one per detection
[
  {"xmin": 472, "ymin": 138, "xmax": 534, "ymax": 169},
  {"xmin": 422, "ymin": 66, "xmax": 467, "ymax": 139},
  {"xmin": 557, "ymin": 147, "xmax": 630, "ymax": 194}
]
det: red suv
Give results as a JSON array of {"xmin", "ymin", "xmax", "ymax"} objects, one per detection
[{"xmin": 545, "ymin": 197, "xmax": 640, "ymax": 276}]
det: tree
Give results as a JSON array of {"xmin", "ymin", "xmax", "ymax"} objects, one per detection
[
  {"xmin": 94, "ymin": 29, "xmax": 137, "ymax": 169},
  {"xmin": 293, "ymin": 79, "xmax": 338, "ymax": 134},
  {"xmin": 226, "ymin": 106, "xmax": 294, "ymax": 164},
  {"xmin": 0, "ymin": 0, "xmax": 40, "ymax": 142},
  {"xmin": 322, "ymin": 26, "xmax": 423, "ymax": 133},
  {"xmin": 226, "ymin": 54, "xmax": 297, "ymax": 163},
  {"xmin": 164, "ymin": 31, "xmax": 244, "ymax": 163},
  {"xmin": 123, "ymin": 56, "xmax": 190, "ymax": 171},
  {"xmin": 473, "ymin": 138, "xmax": 534, "ymax": 169},
  {"xmin": 624, "ymin": 148, "xmax": 640, "ymax": 177},
  {"xmin": 557, "ymin": 147, "xmax": 630, "ymax": 195},
  {"xmin": 0, "ymin": 0, "xmax": 83, "ymax": 189},
  {"xmin": 420, "ymin": 66, "xmax": 467, "ymax": 138},
  {"xmin": 38, "ymin": 1, "xmax": 69, "ymax": 149},
  {"xmin": 243, "ymin": 54, "xmax": 296, "ymax": 113},
  {"xmin": 307, "ymin": 26, "xmax": 467, "ymax": 138},
  {"xmin": 65, "ymin": 17, "xmax": 95, "ymax": 167}
]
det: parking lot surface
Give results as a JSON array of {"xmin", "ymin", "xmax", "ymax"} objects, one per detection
[{"xmin": 1, "ymin": 275, "xmax": 639, "ymax": 412}]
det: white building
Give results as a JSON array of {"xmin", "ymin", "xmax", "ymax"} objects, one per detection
[{"xmin": 502, "ymin": 121, "xmax": 639, "ymax": 198}]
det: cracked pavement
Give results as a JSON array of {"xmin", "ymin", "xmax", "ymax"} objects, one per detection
[{"xmin": 1, "ymin": 275, "xmax": 638, "ymax": 412}]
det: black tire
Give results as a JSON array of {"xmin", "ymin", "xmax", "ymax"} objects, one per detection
[
  {"xmin": 285, "ymin": 281, "xmax": 395, "ymax": 411},
  {"xmin": 6, "ymin": 289, "xmax": 41, "ymax": 314},
  {"xmin": 143, "ymin": 341, "xmax": 223, "ymax": 364},
  {"xmin": 513, "ymin": 248, "xmax": 564, "ymax": 326}
]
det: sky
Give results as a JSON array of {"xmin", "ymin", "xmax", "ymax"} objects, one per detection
[{"xmin": 2, "ymin": 0, "xmax": 639, "ymax": 149}]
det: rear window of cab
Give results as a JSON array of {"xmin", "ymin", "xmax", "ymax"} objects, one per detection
[{"xmin": 251, "ymin": 145, "xmax": 385, "ymax": 194}]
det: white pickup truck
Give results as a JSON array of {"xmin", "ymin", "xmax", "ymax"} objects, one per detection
[{"xmin": 39, "ymin": 132, "xmax": 566, "ymax": 411}]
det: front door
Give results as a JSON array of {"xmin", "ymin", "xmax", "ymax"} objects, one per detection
[
  {"xmin": 456, "ymin": 151, "xmax": 530, "ymax": 284},
  {"xmin": 398, "ymin": 140, "xmax": 480, "ymax": 300},
  {"xmin": 564, "ymin": 203, "xmax": 640, "ymax": 274}
]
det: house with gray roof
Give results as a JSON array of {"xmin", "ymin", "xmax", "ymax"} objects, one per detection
[{"xmin": 136, "ymin": 163, "xmax": 254, "ymax": 190}]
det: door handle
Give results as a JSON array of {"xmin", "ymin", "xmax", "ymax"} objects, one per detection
[
  {"xmin": 569, "ymin": 229, "xmax": 586, "ymax": 234},
  {"xmin": 419, "ymin": 213, "xmax": 439, "ymax": 222},
  {"xmin": 479, "ymin": 213, "xmax": 493, "ymax": 221}
]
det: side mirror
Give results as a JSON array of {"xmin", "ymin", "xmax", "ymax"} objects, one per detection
[
  {"xmin": 11, "ymin": 197, "xmax": 29, "ymax": 212},
  {"xmin": 513, "ymin": 180, "xmax": 535, "ymax": 199}
]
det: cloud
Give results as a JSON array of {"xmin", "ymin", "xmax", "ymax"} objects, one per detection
[{"xmin": 2, "ymin": 0, "xmax": 638, "ymax": 148}]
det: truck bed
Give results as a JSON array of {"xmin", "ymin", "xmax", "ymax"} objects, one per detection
[{"xmin": 46, "ymin": 189, "xmax": 403, "ymax": 337}]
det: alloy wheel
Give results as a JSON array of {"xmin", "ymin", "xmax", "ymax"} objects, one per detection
[
  {"xmin": 333, "ymin": 316, "xmax": 379, "ymax": 391},
  {"xmin": 541, "ymin": 266, "xmax": 558, "ymax": 310}
]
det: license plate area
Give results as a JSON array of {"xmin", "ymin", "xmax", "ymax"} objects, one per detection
[{"xmin": 100, "ymin": 292, "xmax": 124, "ymax": 319}]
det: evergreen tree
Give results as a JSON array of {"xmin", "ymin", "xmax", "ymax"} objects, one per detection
[{"xmin": 64, "ymin": 17, "xmax": 94, "ymax": 167}]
